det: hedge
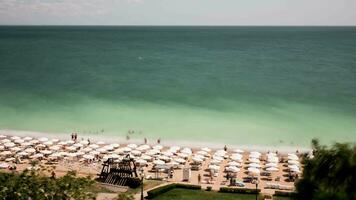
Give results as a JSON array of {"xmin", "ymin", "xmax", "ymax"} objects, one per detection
[
  {"xmin": 219, "ymin": 187, "xmax": 261, "ymax": 194},
  {"xmin": 147, "ymin": 183, "xmax": 201, "ymax": 199},
  {"xmin": 274, "ymin": 190, "xmax": 297, "ymax": 197}
]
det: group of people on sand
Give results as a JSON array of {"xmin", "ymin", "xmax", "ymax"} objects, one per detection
[{"xmin": 71, "ymin": 133, "xmax": 78, "ymax": 142}]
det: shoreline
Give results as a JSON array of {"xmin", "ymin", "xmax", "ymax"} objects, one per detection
[{"xmin": 0, "ymin": 129, "xmax": 311, "ymax": 153}]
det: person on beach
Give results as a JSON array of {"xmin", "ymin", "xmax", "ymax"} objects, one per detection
[
  {"xmin": 157, "ymin": 138, "xmax": 161, "ymax": 144},
  {"xmin": 71, "ymin": 133, "xmax": 74, "ymax": 141},
  {"xmin": 74, "ymin": 133, "xmax": 77, "ymax": 142},
  {"xmin": 144, "ymin": 138, "xmax": 147, "ymax": 144},
  {"xmin": 198, "ymin": 174, "xmax": 201, "ymax": 184},
  {"xmin": 224, "ymin": 145, "xmax": 227, "ymax": 152},
  {"xmin": 126, "ymin": 134, "xmax": 130, "ymax": 140},
  {"xmin": 87, "ymin": 139, "xmax": 91, "ymax": 145}
]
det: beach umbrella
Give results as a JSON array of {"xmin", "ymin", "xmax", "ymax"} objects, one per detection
[
  {"xmin": 23, "ymin": 137, "xmax": 32, "ymax": 141},
  {"xmin": 266, "ymin": 162, "xmax": 278, "ymax": 168},
  {"xmin": 137, "ymin": 145, "xmax": 150, "ymax": 151},
  {"xmin": 266, "ymin": 167, "xmax": 279, "ymax": 172},
  {"xmin": 30, "ymin": 139, "xmax": 40, "ymax": 144},
  {"xmin": 141, "ymin": 155, "xmax": 152, "ymax": 161},
  {"xmin": 210, "ymin": 159, "xmax": 221, "ymax": 165},
  {"xmin": 228, "ymin": 161, "xmax": 241, "ymax": 167},
  {"xmin": 66, "ymin": 146, "xmax": 77, "ymax": 152},
  {"xmin": 11, "ymin": 136, "xmax": 21, "ymax": 140},
  {"xmin": 38, "ymin": 137, "xmax": 48, "ymax": 142},
  {"xmin": 0, "ymin": 162, "xmax": 10, "ymax": 169},
  {"xmin": 1, "ymin": 139, "xmax": 11, "ymax": 143},
  {"xmin": 288, "ymin": 160, "xmax": 300, "ymax": 165},
  {"xmin": 4, "ymin": 142, "xmax": 15, "ymax": 148},
  {"xmin": 176, "ymin": 153, "xmax": 188, "ymax": 158},
  {"xmin": 65, "ymin": 140, "xmax": 75, "ymax": 145},
  {"xmin": 123, "ymin": 147, "xmax": 132, "ymax": 152},
  {"xmin": 131, "ymin": 150, "xmax": 141, "ymax": 156},
  {"xmin": 21, "ymin": 142, "xmax": 32, "ymax": 147},
  {"xmin": 250, "ymin": 151, "xmax": 261, "ymax": 156},
  {"xmin": 89, "ymin": 151, "xmax": 100, "ymax": 155},
  {"xmin": 10, "ymin": 147, "xmax": 22, "ymax": 152},
  {"xmin": 32, "ymin": 153, "xmax": 44, "ymax": 158},
  {"xmin": 76, "ymin": 151, "xmax": 85, "ymax": 156},
  {"xmin": 234, "ymin": 149, "xmax": 244, "ymax": 153},
  {"xmin": 136, "ymin": 159, "xmax": 147, "ymax": 165},
  {"xmin": 249, "ymin": 158, "xmax": 260, "ymax": 163},
  {"xmin": 288, "ymin": 165, "xmax": 299, "ymax": 170},
  {"xmin": 0, "ymin": 151, "xmax": 12, "ymax": 156},
  {"xmin": 49, "ymin": 145, "xmax": 61, "ymax": 151},
  {"xmin": 14, "ymin": 139, "xmax": 24, "ymax": 144},
  {"xmin": 51, "ymin": 139, "xmax": 60, "ymax": 143},
  {"xmin": 35, "ymin": 144, "xmax": 46, "ymax": 149},
  {"xmin": 174, "ymin": 158, "xmax": 186, "ymax": 164},
  {"xmin": 248, "ymin": 163, "xmax": 261, "ymax": 168},
  {"xmin": 103, "ymin": 145, "xmax": 114, "ymax": 151},
  {"xmin": 290, "ymin": 168, "xmax": 301, "ymax": 173},
  {"xmin": 267, "ymin": 157, "xmax": 279, "ymax": 163},
  {"xmin": 249, "ymin": 154, "xmax": 260, "ymax": 159},
  {"xmin": 96, "ymin": 141, "xmax": 106, "ymax": 145},
  {"xmin": 248, "ymin": 167, "xmax": 260, "ymax": 174},
  {"xmin": 128, "ymin": 144, "xmax": 138, "ymax": 149},
  {"xmin": 0, "ymin": 146, "xmax": 4, "ymax": 150},
  {"xmin": 159, "ymin": 155, "xmax": 170, "ymax": 161},
  {"xmin": 0, "ymin": 135, "xmax": 7, "ymax": 139},
  {"xmin": 17, "ymin": 151, "xmax": 29, "ymax": 157},
  {"xmin": 201, "ymin": 147, "xmax": 211, "ymax": 152},
  {"xmin": 192, "ymin": 156, "xmax": 203, "ymax": 163},
  {"xmin": 97, "ymin": 148, "xmax": 108, "ymax": 154},
  {"xmin": 208, "ymin": 165, "xmax": 220, "ymax": 171},
  {"xmin": 82, "ymin": 147, "xmax": 93, "ymax": 153},
  {"xmin": 214, "ymin": 150, "xmax": 226, "ymax": 157},
  {"xmin": 153, "ymin": 160, "xmax": 165, "ymax": 165},
  {"xmin": 41, "ymin": 150, "xmax": 52, "ymax": 155},
  {"xmin": 110, "ymin": 143, "xmax": 120, "ymax": 148},
  {"xmin": 83, "ymin": 154, "xmax": 94, "ymax": 160},
  {"xmin": 44, "ymin": 141, "xmax": 53, "ymax": 146},
  {"xmin": 73, "ymin": 143, "xmax": 83, "ymax": 148},
  {"xmin": 169, "ymin": 146, "xmax": 180, "ymax": 153},
  {"xmin": 226, "ymin": 166, "xmax": 240, "ymax": 172},
  {"xmin": 162, "ymin": 151, "xmax": 173, "ymax": 157},
  {"xmin": 213, "ymin": 156, "xmax": 224, "ymax": 161},
  {"xmin": 197, "ymin": 151, "xmax": 208, "ymax": 156},
  {"xmin": 153, "ymin": 145, "xmax": 163, "ymax": 150},
  {"xmin": 67, "ymin": 153, "xmax": 77, "ymax": 157},
  {"xmin": 181, "ymin": 148, "xmax": 192, "ymax": 155},
  {"xmin": 288, "ymin": 154, "xmax": 299, "ymax": 160},
  {"xmin": 58, "ymin": 141, "xmax": 67, "ymax": 145},
  {"xmin": 25, "ymin": 148, "xmax": 36, "ymax": 153},
  {"xmin": 230, "ymin": 157, "xmax": 243, "ymax": 162},
  {"xmin": 107, "ymin": 154, "xmax": 120, "ymax": 159},
  {"xmin": 231, "ymin": 153, "xmax": 243, "ymax": 159},
  {"xmin": 88, "ymin": 144, "xmax": 100, "ymax": 149}
]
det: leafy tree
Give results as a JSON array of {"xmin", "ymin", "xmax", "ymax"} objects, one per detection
[
  {"xmin": 295, "ymin": 139, "xmax": 356, "ymax": 200},
  {"xmin": 0, "ymin": 169, "xmax": 95, "ymax": 200}
]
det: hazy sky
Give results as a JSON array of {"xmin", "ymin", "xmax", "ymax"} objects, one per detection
[{"xmin": 0, "ymin": 0, "xmax": 355, "ymax": 25}]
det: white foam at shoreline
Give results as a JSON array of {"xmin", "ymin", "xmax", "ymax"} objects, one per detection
[{"xmin": 0, "ymin": 129, "xmax": 310, "ymax": 153}]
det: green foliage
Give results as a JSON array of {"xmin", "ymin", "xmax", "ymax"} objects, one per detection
[
  {"xmin": 295, "ymin": 139, "xmax": 356, "ymax": 200},
  {"xmin": 0, "ymin": 170, "xmax": 96, "ymax": 200},
  {"xmin": 219, "ymin": 187, "xmax": 260, "ymax": 194},
  {"xmin": 206, "ymin": 186, "xmax": 212, "ymax": 191},
  {"xmin": 274, "ymin": 191, "xmax": 296, "ymax": 197},
  {"xmin": 147, "ymin": 183, "xmax": 201, "ymax": 199},
  {"xmin": 117, "ymin": 193, "xmax": 134, "ymax": 200}
]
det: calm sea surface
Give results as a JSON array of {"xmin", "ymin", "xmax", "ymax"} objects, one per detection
[{"xmin": 1, "ymin": 26, "xmax": 356, "ymax": 147}]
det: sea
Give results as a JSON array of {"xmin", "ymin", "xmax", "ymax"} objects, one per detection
[{"xmin": 0, "ymin": 26, "xmax": 355, "ymax": 149}]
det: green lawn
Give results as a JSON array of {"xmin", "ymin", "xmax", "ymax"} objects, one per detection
[{"xmin": 151, "ymin": 188, "xmax": 264, "ymax": 200}]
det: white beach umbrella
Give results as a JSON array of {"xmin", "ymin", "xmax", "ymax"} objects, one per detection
[
  {"xmin": 137, "ymin": 145, "xmax": 150, "ymax": 151},
  {"xmin": 65, "ymin": 140, "xmax": 75, "ymax": 145},
  {"xmin": 88, "ymin": 144, "xmax": 100, "ymax": 149},
  {"xmin": 0, "ymin": 162, "xmax": 10, "ymax": 169},
  {"xmin": 174, "ymin": 158, "xmax": 186, "ymax": 164},
  {"xmin": 214, "ymin": 150, "xmax": 226, "ymax": 157},
  {"xmin": 1, "ymin": 139, "xmax": 11, "ymax": 143},
  {"xmin": 38, "ymin": 137, "xmax": 48, "ymax": 142},
  {"xmin": 192, "ymin": 156, "xmax": 203, "ymax": 163},
  {"xmin": 58, "ymin": 141, "xmax": 67, "ymax": 145},
  {"xmin": 248, "ymin": 163, "xmax": 261, "ymax": 168},
  {"xmin": 67, "ymin": 152, "xmax": 77, "ymax": 157},
  {"xmin": 17, "ymin": 151, "xmax": 29, "ymax": 157},
  {"xmin": 213, "ymin": 156, "xmax": 224, "ymax": 161},
  {"xmin": 10, "ymin": 147, "xmax": 22, "ymax": 152},
  {"xmin": 89, "ymin": 151, "xmax": 100, "ymax": 155},
  {"xmin": 14, "ymin": 139, "xmax": 24, "ymax": 144},
  {"xmin": 41, "ymin": 150, "xmax": 52, "ymax": 155},
  {"xmin": 21, "ymin": 142, "xmax": 32, "ymax": 147},
  {"xmin": 76, "ymin": 151, "xmax": 85, "ymax": 156},
  {"xmin": 250, "ymin": 151, "xmax": 261, "ymax": 156},
  {"xmin": 25, "ymin": 148, "xmax": 36, "ymax": 153},
  {"xmin": 248, "ymin": 167, "xmax": 260, "ymax": 174},
  {"xmin": 96, "ymin": 141, "xmax": 106, "ymax": 145},
  {"xmin": 4, "ymin": 142, "xmax": 15, "ymax": 148},
  {"xmin": 35, "ymin": 144, "xmax": 46, "ymax": 149},
  {"xmin": 197, "ymin": 150, "xmax": 208, "ymax": 156},
  {"xmin": 44, "ymin": 141, "xmax": 53, "ymax": 146},
  {"xmin": 233, "ymin": 149, "xmax": 244, "ymax": 153},
  {"xmin": 0, "ymin": 135, "xmax": 7, "ymax": 139},
  {"xmin": 32, "ymin": 153, "xmax": 44, "ymax": 158},
  {"xmin": 169, "ymin": 146, "xmax": 180, "ymax": 153},
  {"xmin": 0, "ymin": 151, "xmax": 12, "ymax": 156},
  {"xmin": 153, "ymin": 160, "xmax": 165, "ymax": 165},
  {"xmin": 83, "ymin": 154, "xmax": 94, "ymax": 160},
  {"xmin": 11, "ymin": 136, "xmax": 21, "ymax": 140},
  {"xmin": 66, "ymin": 146, "xmax": 77, "ymax": 152},
  {"xmin": 267, "ymin": 157, "xmax": 279, "ymax": 163},
  {"xmin": 153, "ymin": 145, "xmax": 163, "ymax": 150},
  {"xmin": 74, "ymin": 143, "xmax": 83, "ymax": 148},
  {"xmin": 228, "ymin": 161, "xmax": 241, "ymax": 167},
  {"xmin": 181, "ymin": 148, "xmax": 192, "ymax": 155},
  {"xmin": 97, "ymin": 148, "xmax": 108, "ymax": 154},
  {"xmin": 266, "ymin": 162, "xmax": 278, "ymax": 168},
  {"xmin": 111, "ymin": 143, "xmax": 120, "ymax": 148},
  {"xmin": 30, "ymin": 139, "xmax": 39, "ymax": 144},
  {"xmin": 51, "ymin": 139, "xmax": 60, "ymax": 143},
  {"xmin": 49, "ymin": 145, "xmax": 61, "ymax": 151},
  {"xmin": 123, "ymin": 147, "xmax": 132, "ymax": 152},
  {"xmin": 226, "ymin": 166, "xmax": 240, "ymax": 172},
  {"xmin": 288, "ymin": 165, "xmax": 299, "ymax": 170},
  {"xmin": 80, "ymin": 140, "xmax": 89, "ymax": 145},
  {"xmin": 288, "ymin": 160, "xmax": 300, "ymax": 165},
  {"xmin": 141, "ymin": 155, "xmax": 152, "ymax": 161},
  {"xmin": 201, "ymin": 147, "xmax": 211, "ymax": 152},
  {"xmin": 290, "ymin": 168, "xmax": 301, "ymax": 173},
  {"xmin": 131, "ymin": 150, "xmax": 142, "ymax": 156},
  {"xmin": 136, "ymin": 159, "xmax": 147, "ymax": 165},
  {"xmin": 249, "ymin": 158, "xmax": 260, "ymax": 163},
  {"xmin": 0, "ymin": 146, "xmax": 4, "ymax": 150},
  {"xmin": 128, "ymin": 144, "xmax": 138, "ymax": 149},
  {"xmin": 288, "ymin": 154, "xmax": 299, "ymax": 160},
  {"xmin": 177, "ymin": 153, "xmax": 189, "ymax": 158},
  {"xmin": 266, "ymin": 167, "xmax": 279, "ymax": 172},
  {"xmin": 208, "ymin": 164, "xmax": 220, "ymax": 171},
  {"xmin": 249, "ymin": 154, "xmax": 260, "ymax": 159},
  {"xmin": 107, "ymin": 154, "xmax": 120, "ymax": 159},
  {"xmin": 23, "ymin": 137, "xmax": 33, "ymax": 141},
  {"xmin": 162, "ymin": 151, "xmax": 173, "ymax": 157},
  {"xmin": 103, "ymin": 145, "xmax": 114, "ymax": 151},
  {"xmin": 210, "ymin": 159, "xmax": 221, "ymax": 165},
  {"xmin": 82, "ymin": 147, "xmax": 93, "ymax": 153},
  {"xmin": 159, "ymin": 155, "xmax": 170, "ymax": 162}
]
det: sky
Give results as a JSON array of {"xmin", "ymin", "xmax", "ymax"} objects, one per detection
[{"xmin": 0, "ymin": 0, "xmax": 355, "ymax": 25}]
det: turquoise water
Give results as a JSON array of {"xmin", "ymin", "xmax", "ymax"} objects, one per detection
[{"xmin": 0, "ymin": 26, "xmax": 356, "ymax": 147}]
